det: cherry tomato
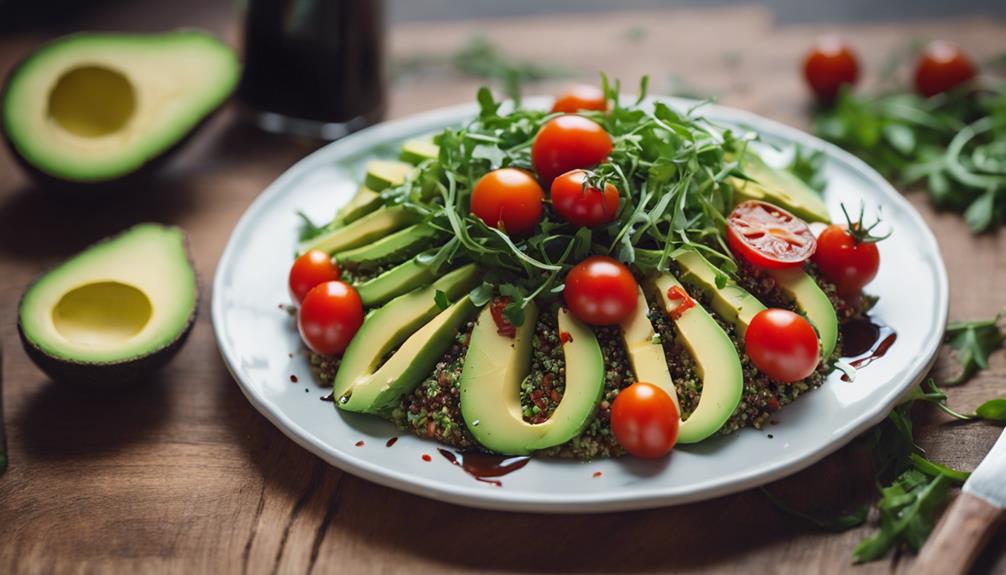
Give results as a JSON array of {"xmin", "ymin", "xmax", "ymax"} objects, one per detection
[
  {"xmin": 551, "ymin": 85, "xmax": 607, "ymax": 114},
  {"xmin": 914, "ymin": 41, "xmax": 976, "ymax": 98},
  {"xmin": 297, "ymin": 281, "xmax": 364, "ymax": 356},
  {"xmin": 289, "ymin": 249, "xmax": 341, "ymax": 304},
  {"xmin": 531, "ymin": 115, "xmax": 612, "ymax": 184},
  {"xmin": 489, "ymin": 297, "xmax": 517, "ymax": 338},
  {"xmin": 550, "ymin": 170, "xmax": 619, "ymax": 227},
  {"xmin": 611, "ymin": 382, "xmax": 680, "ymax": 459},
  {"xmin": 470, "ymin": 168, "xmax": 545, "ymax": 236},
  {"xmin": 563, "ymin": 256, "xmax": 638, "ymax": 325},
  {"xmin": 745, "ymin": 308, "xmax": 821, "ymax": 383},
  {"xmin": 813, "ymin": 224, "xmax": 880, "ymax": 296},
  {"xmin": 726, "ymin": 200, "xmax": 816, "ymax": 269},
  {"xmin": 802, "ymin": 37, "xmax": 859, "ymax": 102}
]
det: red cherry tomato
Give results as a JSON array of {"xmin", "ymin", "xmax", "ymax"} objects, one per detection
[
  {"xmin": 289, "ymin": 249, "xmax": 341, "ymax": 304},
  {"xmin": 802, "ymin": 37, "xmax": 859, "ymax": 102},
  {"xmin": 550, "ymin": 169, "xmax": 619, "ymax": 227},
  {"xmin": 551, "ymin": 85, "xmax": 607, "ymax": 114},
  {"xmin": 813, "ymin": 224, "xmax": 880, "ymax": 296},
  {"xmin": 914, "ymin": 41, "xmax": 976, "ymax": 98},
  {"xmin": 531, "ymin": 115, "xmax": 612, "ymax": 185},
  {"xmin": 470, "ymin": 168, "xmax": 545, "ymax": 236},
  {"xmin": 611, "ymin": 382, "xmax": 680, "ymax": 459},
  {"xmin": 726, "ymin": 200, "xmax": 816, "ymax": 269},
  {"xmin": 489, "ymin": 297, "xmax": 517, "ymax": 338},
  {"xmin": 563, "ymin": 256, "xmax": 638, "ymax": 326},
  {"xmin": 297, "ymin": 281, "xmax": 364, "ymax": 356},
  {"xmin": 745, "ymin": 308, "xmax": 821, "ymax": 383}
]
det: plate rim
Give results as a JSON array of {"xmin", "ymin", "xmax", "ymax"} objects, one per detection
[{"xmin": 211, "ymin": 96, "xmax": 949, "ymax": 513}]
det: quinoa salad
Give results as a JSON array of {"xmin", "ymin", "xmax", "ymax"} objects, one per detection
[{"xmin": 288, "ymin": 80, "xmax": 889, "ymax": 463}]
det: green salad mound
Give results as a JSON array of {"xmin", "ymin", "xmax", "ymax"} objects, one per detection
[{"xmin": 301, "ymin": 78, "xmax": 867, "ymax": 460}]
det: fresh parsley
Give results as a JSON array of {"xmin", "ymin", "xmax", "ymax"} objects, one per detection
[{"xmin": 943, "ymin": 309, "xmax": 1005, "ymax": 385}]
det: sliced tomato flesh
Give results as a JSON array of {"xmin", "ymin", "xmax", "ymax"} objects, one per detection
[{"xmin": 726, "ymin": 200, "xmax": 816, "ymax": 269}]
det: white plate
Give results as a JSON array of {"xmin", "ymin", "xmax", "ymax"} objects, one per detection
[{"xmin": 212, "ymin": 97, "xmax": 948, "ymax": 513}]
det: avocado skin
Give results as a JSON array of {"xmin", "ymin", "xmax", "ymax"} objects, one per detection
[
  {"xmin": 15, "ymin": 229, "xmax": 199, "ymax": 387},
  {"xmin": 0, "ymin": 30, "xmax": 236, "ymax": 190}
]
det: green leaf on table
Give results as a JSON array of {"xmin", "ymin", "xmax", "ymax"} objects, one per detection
[
  {"xmin": 976, "ymin": 398, "xmax": 1006, "ymax": 422},
  {"xmin": 964, "ymin": 190, "xmax": 997, "ymax": 233},
  {"xmin": 853, "ymin": 470, "xmax": 953, "ymax": 562},
  {"xmin": 944, "ymin": 310, "xmax": 1006, "ymax": 385},
  {"xmin": 883, "ymin": 123, "xmax": 916, "ymax": 156}
]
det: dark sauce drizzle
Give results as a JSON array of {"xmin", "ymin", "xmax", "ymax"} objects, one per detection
[
  {"xmin": 437, "ymin": 448, "xmax": 530, "ymax": 487},
  {"xmin": 320, "ymin": 393, "xmax": 335, "ymax": 402},
  {"xmin": 385, "ymin": 437, "xmax": 398, "ymax": 448},
  {"xmin": 840, "ymin": 316, "xmax": 897, "ymax": 381}
]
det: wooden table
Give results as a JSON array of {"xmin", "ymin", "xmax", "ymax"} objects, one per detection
[{"xmin": 1, "ymin": 5, "xmax": 1005, "ymax": 573}]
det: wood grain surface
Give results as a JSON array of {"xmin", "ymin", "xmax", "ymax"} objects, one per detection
[{"xmin": 1, "ymin": 4, "xmax": 1005, "ymax": 574}]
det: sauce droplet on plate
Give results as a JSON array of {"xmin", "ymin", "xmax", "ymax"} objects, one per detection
[
  {"xmin": 437, "ymin": 448, "xmax": 530, "ymax": 487},
  {"xmin": 385, "ymin": 437, "xmax": 398, "ymax": 447},
  {"xmin": 840, "ymin": 317, "xmax": 897, "ymax": 380}
]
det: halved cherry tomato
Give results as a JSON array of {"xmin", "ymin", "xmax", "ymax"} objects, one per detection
[
  {"xmin": 914, "ymin": 41, "xmax": 976, "ymax": 97},
  {"xmin": 611, "ymin": 381, "xmax": 680, "ymax": 459},
  {"xmin": 550, "ymin": 169, "xmax": 619, "ymax": 227},
  {"xmin": 726, "ymin": 200, "xmax": 816, "ymax": 269},
  {"xmin": 289, "ymin": 249, "xmax": 341, "ymax": 304},
  {"xmin": 813, "ymin": 224, "xmax": 880, "ymax": 296},
  {"xmin": 470, "ymin": 168, "xmax": 544, "ymax": 236},
  {"xmin": 531, "ymin": 115, "xmax": 612, "ymax": 185},
  {"xmin": 803, "ymin": 37, "xmax": 859, "ymax": 102},
  {"xmin": 297, "ymin": 281, "xmax": 364, "ymax": 355},
  {"xmin": 551, "ymin": 85, "xmax": 607, "ymax": 114},
  {"xmin": 563, "ymin": 256, "xmax": 638, "ymax": 325},
  {"xmin": 745, "ymin": 308, "xmax": 820, "ymax": 383}
]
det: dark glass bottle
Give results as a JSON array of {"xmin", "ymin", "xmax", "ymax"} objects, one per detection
[{"xmin": 238, "ymin": 0, "xmax": 386, "ymax": 139}]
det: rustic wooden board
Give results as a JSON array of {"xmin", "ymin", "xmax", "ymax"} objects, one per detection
[{"xmin": 1, "ymin": 5, "xmax": 1005, "ymax": 574}]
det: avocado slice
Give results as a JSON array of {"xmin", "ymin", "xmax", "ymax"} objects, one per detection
[
  {"xmin": 298, "ymin": 206, "xmax": 419, "ymax": 256},
  {"xmin": 650, "ymin": 272, "xmax": 744, "ymax": 444},
  {"xmin": 460, "ymin": 305, "xmax": 605, "ymax": 455},
  {"xmin": 673, "ymin": 250, "xmax": 766, "ymax": 339},
  {"xmin": 355, "ymin": 258, "xmax": 441, "ymax": 309},
  {"xmin": 767, "ymin": 268, "xmax": 839, "ymax": 359},
  {"xmin": 400, "ymin": 138, "xmax": 440, "ymax": 165},
  {"xmin": 730, "ymin": 152, "xmax": 830, "ymax": 223},
  {"xmin": 338, "ymin": 296, "xmax": 478, "ymax": 414},
  {"xmin": 2, "ymin": 31, "xmax": 238, "ymax": 185},
  {"xmin": 332, "ymin": 161, "xmax": 416, "ymax": 227},
  {"xmin": 619, "ymin": 289, "xmax": 678, "ymax": 411},
  {"xmin": 18, "ymin": 223, "xmax": 197, "ymax": 385},
  {"xmin": 333, "ymin": 264, "xmax": 480, "ymax": 404},
  {"xmin": 336, "ymin": 223, "xmax": 445, "ymax": 268}
]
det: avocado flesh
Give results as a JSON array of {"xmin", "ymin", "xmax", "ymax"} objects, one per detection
[
  {"xmin": 332, "ymin": 186, "xmax": 381, "ymax": 228},
  {"xmin": 400, "ymin": 138, "xmax": 440, "ymax": 165},
  {"xmin": 619, "ymin": 289, "xmax": 679, "ymax": 412},
  {"xmin": 18, "ymin": 223, "xmax": 196, "ymax": 384},
  {"xmin": 460, "ymin": 305, "xmax": 605, "ymax": 455},
  {"xmin": 356, "ymin": 258, "xmax": 441, "ymax": 308},
  {"xmin": 768, "ymin": 267, "xmax": 839, "ymax": 359},
  {"xmin": 2, "ymin": 30, "xmax": 238, "ymax": 184},
  {"xmin": 333, "ymin": 264, "xmax": 480, "ymax": 402},
  {"xmin": 336, "ymin": 223, "xmax": 444, "ymax": 268},
  {"xmin": 298, "ymin": 206, "xmax": 419, "ymax": 256},
  {"xmin": 729, "ymin": 153, "xmax": 830, "ymax": 223},
  {"xmin": 673, "ymin": 250, "xmax": 766, "ymax": 339},
  {"xmin": 339, "ymin": 296, "xmax": 478, "ymax": 414},
  {"xmin": 650, "ymin": 272, "xmax": 744, "ymax": 444},
  {"xmin": 331, "ymin": 160, "xmax": 415, "ymax": 228}
]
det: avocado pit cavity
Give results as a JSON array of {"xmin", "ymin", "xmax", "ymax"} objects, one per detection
[
  {"xmin": 47, "ymin": 65, "xmax": 136, "ymax": 138},
  {"xmin": 52, "ymin": 281, "xmax": 151, "ymax": 346}
]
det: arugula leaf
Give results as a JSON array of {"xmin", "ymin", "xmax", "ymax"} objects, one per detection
[
  {"xmin": 786, "ymin": 146, "xmax": 828, "ymax": 193},
  {"xmin": 944, "ymin": 310, "xmax": 1005, "ymax": 385},
  {"xmin": 976, "ymin": 398, "xmax": 1006, "ymax": 422},
  {"xmin": 296, "ymin": 211, "xmax": 327, "ymax": 242},
  {"xmin": 853, "ymin": 471, "xmax": 952, "ymax": 562},
  {"xmin": 434, "ymin": 290, "xmax": 450, "ymax": 311}
]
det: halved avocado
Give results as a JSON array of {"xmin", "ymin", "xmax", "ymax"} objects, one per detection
[
  {"xmin": 355, "ymin": 258, "xmax": 441, "ymax": 309},
  {"xmin": 673, "ymin": 250, "xmax": 765, "ymax": 339},
  {"xmin": 338, "ymin": 296, "xmax": 478, "ymax": 414},
  {"xmin": 298, "ymin": 206, "xmax": 419, "ymax": 255},
  {"xmin": 336, "ymin": 223, "xmax": 444, "ymax": 268},
  {"xmin": 768, "ymin": 267, "xmax": 839, "ymax": 359},
  {"xmin": 730, "ymin": 152, "xmax": 830, "ymax": 223},
  {"xmin": 650, "ymin": 272, "xmax": 744, "ymax": 444},
  {"xmin": 400, "ymin": 138, "xmax": 440, "ymax": 165},
  {"xmin": 18, "ymin": 223, "xmax": 197, "ymax": 385},
  {"xmin": 2, "ymin": 31, "xmax": 238, "ymax": 186},
  {"xmin": 333, "ymin": 264, "xmax": 480, "ymax": 404},
  {"xmin": 459, "ymin": 305, "xmax": 605, "ymax": 455},
  {"xmin": 619, "ymin": 288, "xmax": 678, "ymax": 410}
]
